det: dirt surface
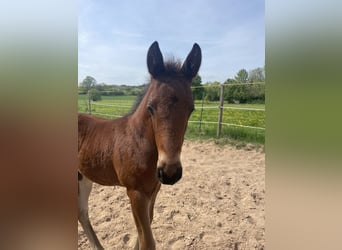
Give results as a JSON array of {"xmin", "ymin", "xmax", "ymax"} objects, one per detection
[{"xmin": 78, "ymin": 140, "xmax": 265, "ymax": 249}]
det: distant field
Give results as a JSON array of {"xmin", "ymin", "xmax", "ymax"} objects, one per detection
[
  {"xmin": 78, "ymin": 95, "xmax": 136, "ymax": 117},
  {"xmin": 78, "ymin": 94, "xmax": 265, "ymax": 144}
]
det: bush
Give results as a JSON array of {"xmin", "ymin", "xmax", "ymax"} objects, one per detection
[
  {"xmin": 203, "ymin": 82, "xmax": 220, "ymax": 101},
  {"xmin": 126, "ymin": 89, "xmax": 142, "ymax": 96},
  {"xmin": 102, "ymin": 90, "xmax": 125, "ymax": 96},
  {"xmin": 192, "ymin": 87, "xmax": 205, "ymax": 100},
  {"xmin": 224, "ymin": 83, "xmax": 265, "ymax": 103},
  {"xmin": 88, "ymin": 88, "xmax": 102, "ymax": 101}
]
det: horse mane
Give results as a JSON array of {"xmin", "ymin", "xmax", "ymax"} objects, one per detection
[
  {"xmin": 163, "ymin": 59, "xmax": 183, "ymax": 76},
  {"xmin": 130, "ymin": 83, "xmax": 149, "ymax": 114},
  {"xmin": 130, "ymin": 58, "xmax": 183, "ymax": 114}
]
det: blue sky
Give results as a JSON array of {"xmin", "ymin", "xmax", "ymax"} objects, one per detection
[{"xmin": 79, "ymin": 0, "xmax": 264, "ymax": 85}]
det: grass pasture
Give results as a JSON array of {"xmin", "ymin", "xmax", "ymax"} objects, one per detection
[
  {"xmin": 187, "ymin": 101, "xmax": 265, "ymax": 144},
  {"xmin": 78, "ymin": 95, "xmax": 136, "ymax": 118},
  {"xmin": 78, "ymin": 94, "xmax": 265, "ymax": 144}
]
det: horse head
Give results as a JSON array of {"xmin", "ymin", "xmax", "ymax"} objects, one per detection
[{"xmin": 146, "ymin": 41, "xmax": 201, "ymax": 185}]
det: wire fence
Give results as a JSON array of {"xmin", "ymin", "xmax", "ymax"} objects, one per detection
[{"xmin": 78, "ymin": 83, "xmax": 265, "ymax": 143}]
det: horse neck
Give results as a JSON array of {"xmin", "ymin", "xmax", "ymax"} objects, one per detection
[{"xmin": 129, "ymin": 87, "xmax": 155, "ymax": 145}]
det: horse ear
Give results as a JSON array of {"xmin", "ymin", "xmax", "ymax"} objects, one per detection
[
  {"xmin": 147, "ymin": 41, "xmax": 165, "ymax": 77},
  {"xmin": 182, "ymin": 43, "xmax": 202, "ymax": 79}
]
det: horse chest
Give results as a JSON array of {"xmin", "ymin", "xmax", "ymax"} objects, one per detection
[
  {"xmin": 112, "ymin": 146, "xmax": 158, "ymax": 187},
  {"xmin": 78, "ymin": 143, "xmax": 120, "ymax": 186}
]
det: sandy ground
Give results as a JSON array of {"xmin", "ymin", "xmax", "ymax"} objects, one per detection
[{"xmin": 78, "ymin": 141, "xmax": 265, "ymax": 250}]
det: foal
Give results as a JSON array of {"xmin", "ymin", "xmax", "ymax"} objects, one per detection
[{"xmin": 78, "ymin": 41, "xmax": 201, "ymax": 250}]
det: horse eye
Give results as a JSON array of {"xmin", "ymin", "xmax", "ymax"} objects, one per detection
[
  {"xmin": 147, "ymin": 104, "xmax": 154, "ymax": 115},
  {"xmin": 171, "ymin": 96, "xmax": 178, "ymax": 104}
]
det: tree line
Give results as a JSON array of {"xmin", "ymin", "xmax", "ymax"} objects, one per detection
[
  {"xmin": 191, "ymin": 67, "xmax": 265, "ymax": 103},
  {"xmin": 79, "ymin": 66, "xmax": 265, "ymax": 103},
  {"xmin": 78, "ymin": 76, "xmax": 147, "ymax": 101}
]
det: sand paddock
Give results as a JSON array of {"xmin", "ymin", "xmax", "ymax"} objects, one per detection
[{"xmin": 78, "ymin": 140, "xmax": 265, "ymax": 249}]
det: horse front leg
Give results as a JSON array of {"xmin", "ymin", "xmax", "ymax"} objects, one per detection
[
  {"xmin": 127, "ymin": 187, "xmax": 159, "ymax": 250},
  {"xmin": 149, "ymin": 183, "xmax": 161, "ymax": 224},
  {"xmin": 78, "ymin": 173, "xmax": 104, "ymax": 250}
]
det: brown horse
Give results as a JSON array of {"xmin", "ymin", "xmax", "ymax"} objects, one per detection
[{"xmin": 78, "ymin": 41, "xmax": 201, "ymax": 250}]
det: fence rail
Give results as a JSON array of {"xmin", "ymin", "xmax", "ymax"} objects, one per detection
[
  {"xmin": 91, "ymin": 103, "xmax": 132, "ymax": 108},
  {"xmin": 79, "ymin": 102, "xmax": 265, "ymax": 129},
  {"xmin": 79, "ymin": 84, "xmax": 265, "ymax": 141}
]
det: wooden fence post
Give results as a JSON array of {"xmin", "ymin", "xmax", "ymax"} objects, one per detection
[
  {"xmin": 216, "ymin": 84, "xmax": 224, "ymax": 137},
  {"xmin": 199, "ymin": 91, "xmax": 205, "ymax": 131},
  {"xmin": 88, "ymin": 90, "xmax": 91, "ymax": 114}
]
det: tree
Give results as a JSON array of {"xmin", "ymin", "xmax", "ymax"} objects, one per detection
[
  {"xmin": 225, "ymin": 82, "xmax": 265, "ymax": 103},
  {"xmin": 191, "ymin": 75, "xmax": 203, "ymax": 100},
  {"xmin": 95, "ymin": 82, "xmax": 106, "ymax": 91},
  {"xmin": 80, "ymin": 76, "xmax": 97, "ymax": 91},
  {"xmin": 248, "ymin": 67, "xmax": 265, "ymax": 83},
  {"xmin": 234, "ymin": 69, "xmax": 248, "ymax": 83},
  {"xmin": 224, "ymin": 78, "xmax": 237, "ymax": 84},
  {"xmin": 88, "ymin": 88, "xmax": 102, "ymax": 101},
  {"xmin": 204, "ymin": 81, "xmax": 220, "ymax": 101}
]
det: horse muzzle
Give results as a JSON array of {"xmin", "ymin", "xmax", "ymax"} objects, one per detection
[{"xmin": 157, "ymin": 162, "xmax": 182, "ymax": 185}]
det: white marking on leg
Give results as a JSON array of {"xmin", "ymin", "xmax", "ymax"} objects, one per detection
[{"xmin": 78, "ymin": 173, "xmax": 104, "ymax": 250}]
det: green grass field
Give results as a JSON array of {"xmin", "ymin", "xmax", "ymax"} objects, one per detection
[
  {"xmin": 78, "ymin": 95, "xmax": 136, "ymax": 118},
  {"xmin": 188, "ymin": 100, "xmax": 265, "ymax": 144},
  {"xmin": 78, "ymin": 94, "xmax": 265, "ymax": 144}
]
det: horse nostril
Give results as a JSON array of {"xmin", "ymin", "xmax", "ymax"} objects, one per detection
[{"xmin": 157, "ymin": 167, "xmax": 182, "ymax": 185}]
